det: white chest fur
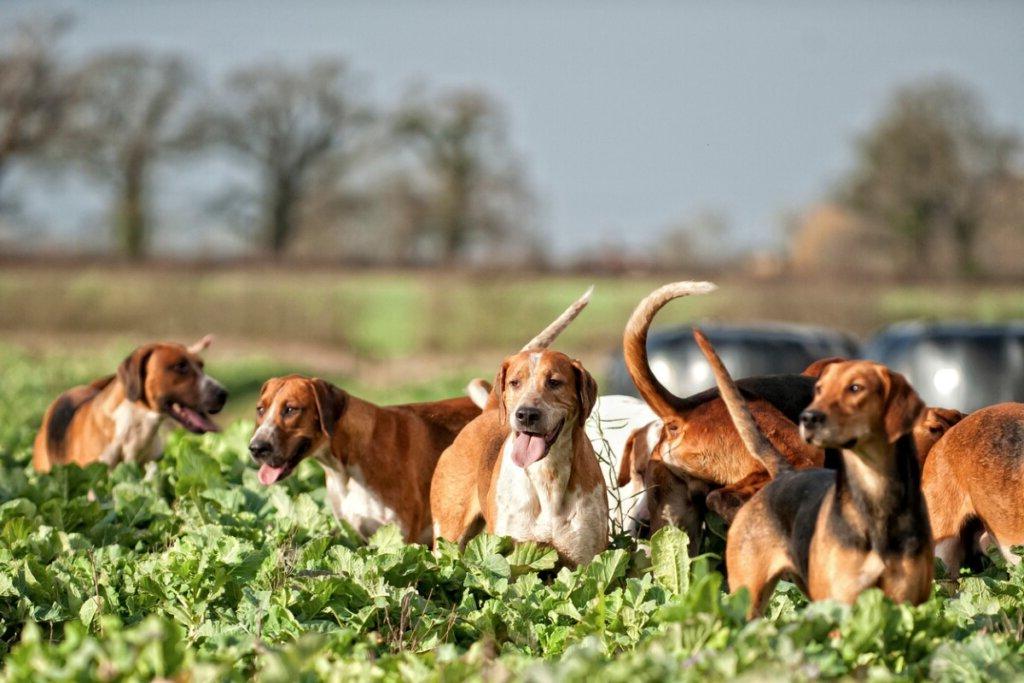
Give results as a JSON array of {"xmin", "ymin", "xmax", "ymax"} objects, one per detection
[
  {"xmin": 315, "ymin": 452, "xmax": 404, "ymax": 540},
  {"xmin": 492, "ymin": 434, "xmax": 608, "ymax": 565},
  {"xmin": 101, "ymin": 401, "xmax": 165, "ymax": 466}
]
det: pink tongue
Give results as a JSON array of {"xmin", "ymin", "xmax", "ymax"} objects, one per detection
[
  {"xmin": 512, "ymin": 432, "xmax": 548, "ymax": 468},
  {"xmin": 258, "ymin": 464, "xmax": 286, "ymax": 485},
  {"xmin": 173, "ymin": 405, "xmax": 220, "ymax": 433}
]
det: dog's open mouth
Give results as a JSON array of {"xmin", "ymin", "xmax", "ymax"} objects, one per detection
[
  {"xmin": 257, "ymin": 462, "xmax": 295, "ymax": 485},
  {"xmin": 511, "ymin": 419, "xmax": 563, "ymax": 468},
  {"xmin": 167, "ymin": 402, "xmax": 220, "ymax": 434},
  {"xmin": 256, "ymin": 439, "xmax": 309, "ymax": 486}
]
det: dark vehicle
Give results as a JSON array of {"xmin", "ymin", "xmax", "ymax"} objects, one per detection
[
  {"xmin": 606, "ymin": 323, "xmax": 861, "ymax": 399},
  {"xmin": 865, "ymin": 322, "xmax": 1024, "ymax": 412}
]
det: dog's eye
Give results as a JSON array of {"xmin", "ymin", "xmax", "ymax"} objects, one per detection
[
  {"xmin": 256, "ymin": 406, "xmax": 265, "ymax": 417},
  {"xmin": 172, "ymin": 360, "xmax": 190, "ymax": 375},
  {"xmin": 929, "ymin": 426, "xmax": 943, "ymax": 435},
  {"xmin": 508, "ymin": 379, "xmax": 521, "ymax": 389},
  {"xmin": 848, "ymin": 383, "xmax": 863, "ymax": 394},
  {"xmin": 546, "ymin": 378, "xmax": 563, "ymax": 389},
  {"xmin": 282, "ymin": 405, "xmax": 300, "ymax": 416}
]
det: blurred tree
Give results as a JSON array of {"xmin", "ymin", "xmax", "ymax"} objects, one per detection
[
  {"xmin": 57, "ymin": 51, "xmax": 190, "ymax": 258},
  {"xmin": 841, "ymin": 78, "xmax": 1019, "ymax": 276},
  {"xmin": 655, "ymin": 209, "xmax": 730, "ymax": 268},
  {"xmin": 191, "ymin": 60, "xmax": 370, "ymax": 256},
  {"xmin": 0, "ymin": 17, "xmax": 74, "ymax": 204},
  {"xmin": 393, "ymin": 88, "xmax": 533, "ymax": 264}
]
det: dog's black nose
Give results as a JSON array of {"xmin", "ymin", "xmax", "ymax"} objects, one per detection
[
  {"xmin": 800, "ymin": 410, "xmax": 826, "ymax": 429},
  {"xmin": 248, "ymin": 440, "xmax": 272, "ymax": 460},
  {"xmin": 515, "ymin": 406, "xmax": 542, "ymax": 428},
  {"xmin": 210, "ymin": 387, "xmax": 229, "ymax": 412}
]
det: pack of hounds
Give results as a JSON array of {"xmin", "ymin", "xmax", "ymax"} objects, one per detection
[{"xmin": 32, "ymin": 281, "xmax": 1024, "ymax": 617}]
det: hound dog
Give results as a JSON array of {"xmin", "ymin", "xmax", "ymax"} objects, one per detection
[
  {"xmin": 623, "ymin": 281, "xmax": 824, "ymax": 523},
  {"xmin": 33, "ymin": 336, "xmax": 227, "ymax": 472},
  {"xmin": 249, "ymin": 288, "xmax": 593, "ymax": 545},
  {"xmin": 615, "ymin": 417, "xmax": 710, "ymax": 553},
  {"xmin": 431, "ymin": 348, "xmax": 607, "ymax": 567},
  {"xmin": 695, "ymin": 330, "xmax": 932, "ymax": 616},
  {"xmin": 922, "ymin": 404, "xmax": 1024, "ymax": 575},
  {"xmin": 468, "ymin": 388, "xmax": 696, "ymax": 540}
]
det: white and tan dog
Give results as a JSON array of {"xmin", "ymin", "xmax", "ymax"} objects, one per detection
[
  {"xmin": 432, "ymin": 349, "xmax": 607, "ymax": 566},
  {"xmin": 33, "ymin": 336, "xmax": 227, "ymax": 472}
]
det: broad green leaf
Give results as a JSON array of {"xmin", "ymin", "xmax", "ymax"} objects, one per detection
[{"xmin": 650, "ymin": 527, "xmax": 690, "ymax": 596}]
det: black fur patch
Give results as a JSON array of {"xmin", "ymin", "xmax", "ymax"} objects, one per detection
[
  {"xmin": 684, "ymin": 374, "xmax": 816, "ymax": 422},
  {"xmin": 45, "ymin": 382, "xmax": 105, "ymax": 463}
]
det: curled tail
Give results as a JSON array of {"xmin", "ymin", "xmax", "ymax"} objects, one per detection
[
  {"xmin": 520, "ymin": 285, "xmax": 593, "ymax": 352},
  {"xmin": 623, "ymin": 281, "xmax": 717, "ymax": 417},
  {"xmin": 692, "ymin": 328, "xmax": 791, "ymax": 476}
]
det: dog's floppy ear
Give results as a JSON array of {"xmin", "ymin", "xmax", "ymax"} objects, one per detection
[
  {"xmin": 311, "ymin": 378, "xmax": 346, "ymax": 441},
  {"xmin": 495, "ymin": 360, "xmax": 511, "ymax": 424},
  {"xmin": 802, "ymin": 356, "xmax": 845, "ymax": 378},
  {"xmin": 118, "ymin": 345, "xmax": 155, "ymax": 404},
  {"xmin": 932, "ymin": 407, "xmax": 966, "ymax": 431},
  {"xmin": 617, "ymin": 431, "xmax": 640, "ymax": 488},
  {"xmin": 881, "ymin": 368, "xmax": 925, "ymax": 443},
  {"xmin": 617, "ymin": 422, "xmax": 658, "ymax": 487},
  {"xmin": 571, "ymin": 359, "xmax": 598, "ymax": 427}
]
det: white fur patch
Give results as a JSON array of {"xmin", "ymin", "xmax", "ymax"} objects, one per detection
[
  {"xmin": 315, "ymin": 452, "xmax": 404, "ymax": 539},
  {"xmin": 492, "ymin": 429, "xmax": 608, "ymax": 565},
  {"xmin": 103, "ymin": 400, "xmax": 165, "ymax": 465}
]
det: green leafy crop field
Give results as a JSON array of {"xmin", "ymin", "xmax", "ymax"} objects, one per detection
[{"xmin": 2, "ymin": 346, "xmax": 1024, "ymax": 682}]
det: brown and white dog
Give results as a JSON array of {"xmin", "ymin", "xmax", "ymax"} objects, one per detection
[
  {"xmin": 248, "ymin": 289, "xmax": 593, "ymax": 545},
  {"xmin": 431, "ymin": 349, "xmax": 607, "ymax": 566},
  {"xmin": 699, "ymin": 330, "xmax": 932, "ymax": 616},
  {"xmin": 624, "ymin": 281, "xmax": 824, "ymax": 523},
  {"xmin": 33, "ymin": 336, "xmax": 227, "ymax": 472}
]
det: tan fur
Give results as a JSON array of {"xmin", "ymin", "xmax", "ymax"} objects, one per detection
[
  {"xmin": 623, "ymin": 284, "xmax": 823, "ymax": 525},
  {"xmin": 698, "ymin": 338, "xmax": 932, "ymax": 617},
  {"xmin": 33, "ymin": 339, "xmax": 225, "ymax": 472},
  {"xmin": 923, "ymin": 403, "xmax": 1024, "ymax": 574},
  {"xmin": 431, "ymin": 350, "xmax": 607, "ymax": 566},
  {"xmin": 252, "ymin": 375, "xmax": 479, "ymax": 544}
]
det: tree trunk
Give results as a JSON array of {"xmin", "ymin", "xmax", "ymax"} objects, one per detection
[
  {"xmin": 952, "ymin": 216, "xmax": 979, "ymax": 278},
  {"xmin": 265, "ymin": 174, "xmax": 296, "ymax": 256},
  {"xmin": 116, "ymin": 163, "xmax": 147, "ymax": 260}
]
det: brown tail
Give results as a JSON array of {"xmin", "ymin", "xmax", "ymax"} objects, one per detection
[
  {"xmin": 623, "ymin": 281, "xmax": 717, "ymax": 417},
  {"xmin": 692, "ymin": 328, "xmax": 791, "ymax": 476},
  {"xmin": 520, "ymin": 286, "xmax": 593, "ymax": 352}
]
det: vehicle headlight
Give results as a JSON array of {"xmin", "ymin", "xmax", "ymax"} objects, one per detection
[{"xmin": 932, "ymin": 367, "xmax": 961, "ymax": 395}]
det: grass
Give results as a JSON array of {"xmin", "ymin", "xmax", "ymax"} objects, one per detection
[
  {"xmin": 1, "ymin": 345, "xmax": 1024, "ymax": 680},
  {"xmin": 3, "ymin": 266, "xmax": 1024, "ymax": 679}
]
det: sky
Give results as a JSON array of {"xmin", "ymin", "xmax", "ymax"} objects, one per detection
[{"xmin": 4, "ymin": 0, "xmax": 1023, "ymax": 256}]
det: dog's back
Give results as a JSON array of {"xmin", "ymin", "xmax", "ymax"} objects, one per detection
[{"xmin": 33, "ymin": 375, "xmax": 115, "ymax": 472}]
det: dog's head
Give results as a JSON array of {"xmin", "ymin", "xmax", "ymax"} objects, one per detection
[
  {"xmin": 117, "ymin": 337, "xmax": 228, "ymax": 434},
  {"xmin": 496, "ymin": 349, "xmax": 597, "ymax": 468},
  {"xmin": 913, "ymin": 406, "xmax": 965, "ymax": 463},
  {"xmin": 800, "ymin": 360, "xmax": 924, "ymax": 449},
  {"xmin": 248, "ymin": 375, "xmax": 346, "ymax": 485}
]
